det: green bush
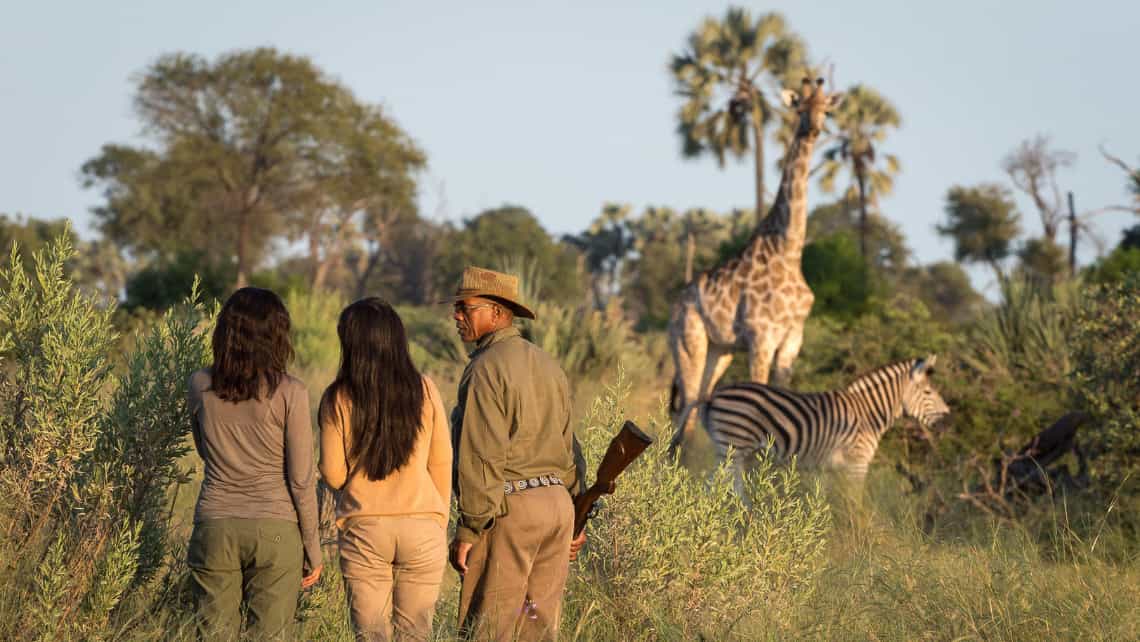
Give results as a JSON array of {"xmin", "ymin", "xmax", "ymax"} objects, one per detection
[
  {"xmin": 801, "ymin": 232, "xmax": 878, "ymax": 321},
  {"xmin": 0, "ymin": 236, "xmax": 211, "ymax": 639},
  {"xmin": 791, "ymin": 295, "xmax": 956, "ymax": 391},
  {"xmin": 1071, "ymin": 274, "xmax": 1140, "ymax": 490}
]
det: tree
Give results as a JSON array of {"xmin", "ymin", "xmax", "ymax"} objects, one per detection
[
  {"xmin": 1084, "ymin": 224, "xmax": 1140, "ymax": 285},
  {"xmin": 297, "ymin": 100, "xmax": 425, "ymax": 291},
  {"xmin": 0, "ymin": 214, "xmax": 125, "ymax": 303},
  {"xmin": 1016, "ymin": 237, "xmax": 1068, "ymax": 285},
  {"xmin": 671, "ymin": 9, "xmax": 806, "ymax": 224},
  {"xmin": 1003, "ymin": 135, "xmax": 1074, "ymax": 242},
  {"xmin": 1083, "ymin": 246, "xmax": 1140, "ymax": 286},
  {"xmin": 1098, "ymin": 145, "xmax": 1140, "ymax": 216},
  {"xmin": 434, "ymin": 206, "xmax": 584, "ymax": 307},
  {"xmin": 81, "ymin": 143, "xmax": 230, "ymax": 264},
  {"xmin": 71, "ymin": 237, "xmax": 129, "ymax": 304},
  {"xmin": 806, "ymin": 200, "xmax": 909, "ymax": 277},
  {"xmin": 623, "ymin": 206, "xmax": 734, "ymax": 328},
  {"xmin": 938, "ymin": 184, "xmax": 1022, "ymax": 281},
  {"xmin": 901, "ymin": 261, "xmax": 984, "ymax": 324},
  {"xmin": 801, "ymin": 232, "xmax": 875, "ymax": 320},
  {"xmin": 1001, "ymin": 135, "xmax": 1077, "ymax": 280},
  {"xmin": 1122, "ymin": 224, "xmax": 1140, "ymax": 250},
  {"xmin": 817, "ymin": 84, "xmax": 902, "ymax": 263},
  {"xmin": 83, "ymin": 48, "xmax": 425, "ymax": 290},
  {"xmin": 624, "ymin": 207, "xmax": 682, "ymax": 328},
  {"xmin": 0, "ymin": 214, "xmax": 75, "ymax": 274},
  {"xmin": 564, "ymin": 203, "xmax": 636, "ymax": 308}
]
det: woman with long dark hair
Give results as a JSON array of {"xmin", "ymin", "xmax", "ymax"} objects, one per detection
[
  {"xmin": 186, "ymin": 287, "xmax": 321, "ymax": 640},
  {"xmin": 319, "ymin": 298, "xmax": 452, "ymax": 641}
]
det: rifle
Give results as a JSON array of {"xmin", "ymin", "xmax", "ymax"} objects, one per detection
[{"xmin": 572, "ymin": 420, "xmax": 654, "ymax": 537}]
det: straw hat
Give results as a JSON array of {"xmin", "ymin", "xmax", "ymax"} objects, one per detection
[{"xmin": 439, "ymin": 266, "xmax": 536, "ymax": 320}]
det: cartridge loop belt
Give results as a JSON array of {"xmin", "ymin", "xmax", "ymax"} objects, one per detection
[{"xmin": 503, "ymin": 474, "xmax": 563, "ymax": 495}]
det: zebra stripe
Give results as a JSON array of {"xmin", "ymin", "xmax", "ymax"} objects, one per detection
[{"xmin": 701, "ymin": 356, "xmax": 949, "ymax": 482}]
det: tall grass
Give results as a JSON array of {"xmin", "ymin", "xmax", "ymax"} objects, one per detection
[{"xmin": 801, "ymin": 470, "xmax": 1140, "ymax": 641}]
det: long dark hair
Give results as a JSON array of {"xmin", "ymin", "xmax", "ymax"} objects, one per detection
[
  {"xmin": 320, "ymin": 298, "xmax": 424, "ymax": 481},
  {"xmin": 211, "ymin": 287, "xmax": 294, "ymax": 402}
]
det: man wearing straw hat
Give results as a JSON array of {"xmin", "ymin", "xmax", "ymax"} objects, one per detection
[{"xmin": 443, "ymin": 266, "xmax": 582, "ymax": 641}]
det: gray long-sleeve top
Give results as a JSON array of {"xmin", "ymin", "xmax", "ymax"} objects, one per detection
[{"xmin": 187, "ymin": 369, "xmax": 321, "ymax": 572}]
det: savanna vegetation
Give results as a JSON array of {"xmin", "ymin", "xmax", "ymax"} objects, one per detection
[{"xmin": 3, "ymin": 6, "xmax": 1139, "ymax": 640}]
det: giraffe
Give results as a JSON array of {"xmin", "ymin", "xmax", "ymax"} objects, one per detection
[{"xmin": 667, "ymin": 77, "xmax": 843, "ymax": 456}]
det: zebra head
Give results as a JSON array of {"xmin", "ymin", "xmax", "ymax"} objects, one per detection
[{"xmin": 901, "ymin": 355, "xmax": 950, "ymax": 427}]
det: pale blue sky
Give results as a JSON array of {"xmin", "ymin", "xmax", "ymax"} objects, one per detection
[{"xmin": 1, "ymin": 1, "xmax": 1137, "ymax": 295}]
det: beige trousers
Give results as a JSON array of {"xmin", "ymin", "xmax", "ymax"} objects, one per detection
[
  {"xmin": 458, "ymin": 485, "xmax": 574, "ymax": 642},
  {"xmin": 338, "ymin": 515, "xmax": 447, "ymax": 642}
]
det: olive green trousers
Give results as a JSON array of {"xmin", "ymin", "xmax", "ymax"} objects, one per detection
[{"xmin": 188, "ymin": 518, "xmax": 304, "ymax": 641}]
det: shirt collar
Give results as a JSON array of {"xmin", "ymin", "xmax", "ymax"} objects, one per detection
[{"xmin": 474, "ymin": 325, "xmax": 520, "ymax": 352}]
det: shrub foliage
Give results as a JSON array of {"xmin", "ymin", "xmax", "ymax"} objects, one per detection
[
  {"xmin": 0, "ymin": 236, "xmax": 211, "ymax": 639},
  {"xmin": 564, "ymin": 375, "xmax": 831, "ymax": 639},
  {"xmin": 1071, "ymin": 274, "xmax": 1140, "ymax": 489}
]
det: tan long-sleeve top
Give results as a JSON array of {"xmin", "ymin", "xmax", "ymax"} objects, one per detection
[
  {"xmin": 318, "ymin": 375, "xmax": 452, "ymax": 528},
  {"xmin": 187, "ymin": 369, "xmax": 321, "ymax": 573},
  {"xmin": 450, "ymin": 326, "xmax": 577, "ymax": 544}
]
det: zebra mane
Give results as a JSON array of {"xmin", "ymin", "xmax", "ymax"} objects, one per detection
[{"xmin": 842, "ymin": 359, "xmax": 919, "ymax": 395}]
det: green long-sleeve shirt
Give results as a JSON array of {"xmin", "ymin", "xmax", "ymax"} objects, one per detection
[{"xmin": 450, "ymin": 326, "xmax": 578, "ymax": 544}]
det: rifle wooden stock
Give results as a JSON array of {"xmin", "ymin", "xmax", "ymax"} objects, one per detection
[{"xmin": 572, "ymin": 420, "xmax": 654, "ymax": 536}]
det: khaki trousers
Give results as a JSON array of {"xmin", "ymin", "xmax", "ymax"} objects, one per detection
[
  {"xmin": 458, "ymin": 486, "xmax": 574, "ymax": 642},
  {"xmin": 187, "ymin": 518, "xmax": 303, "ymax": 641},
  {"xmin": 338, "ymin": 515, "xmax": 447, "ymax": 642}
]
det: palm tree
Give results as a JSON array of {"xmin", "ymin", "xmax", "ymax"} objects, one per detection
[
  {"xmin": 817, "ymin": 84, "xmax": 902, "ymax": 264},
  {"xmin": 671, "ymin": 8, "xmax": 806, "ymax": 227},
  {"xmin": 1099, "ymin": 145, "xmax": 1140, "ymax": 215}
]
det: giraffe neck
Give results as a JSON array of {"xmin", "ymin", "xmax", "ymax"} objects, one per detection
[{"xmin": 755, "ymin": 130, "xmax": 818, "ymax": 258}]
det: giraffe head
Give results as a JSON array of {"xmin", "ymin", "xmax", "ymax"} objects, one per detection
[
  {"xmin": 781, "ymin": 77, "xmax": 843, "ymax": 137},
  {"xmin": 901, "ymin": 355, "xmax": 950, "ymax": 428}
]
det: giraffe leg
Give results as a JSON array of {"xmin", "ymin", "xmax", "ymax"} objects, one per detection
[
  {"xmin": 772, "ymin": 323, "xmax": 805, "ymax": 387},
  {"xmin": 747, "ymin": 332, "xmax": 781, "ymax": 384},
  {"xmin": 672, "ymin": 345, "xmax": 734, "ymax": 457},
  {"xmin": 699, "ymin": 347, "xmax": 734, "ymax": 400},
  {"xmin": 667, "ymin": 304, "xmax": 708, "ymax": 457}
]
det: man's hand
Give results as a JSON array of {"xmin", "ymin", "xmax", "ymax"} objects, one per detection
[
  {"xmin": 450, "ymin": 538, "xmax": 473, "ymax": 575},
  {"xmin": 301, "ymin": 565, "xmax": 323, "ymax": 589},
  {"xmin": 569, "ymin": 526, "xmax": 587, "ymax": 562}
]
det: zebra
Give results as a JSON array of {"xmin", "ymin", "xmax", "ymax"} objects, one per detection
[{"xmin": 700, "ymin": 355, "xmax": 949, "ymax": 488}]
